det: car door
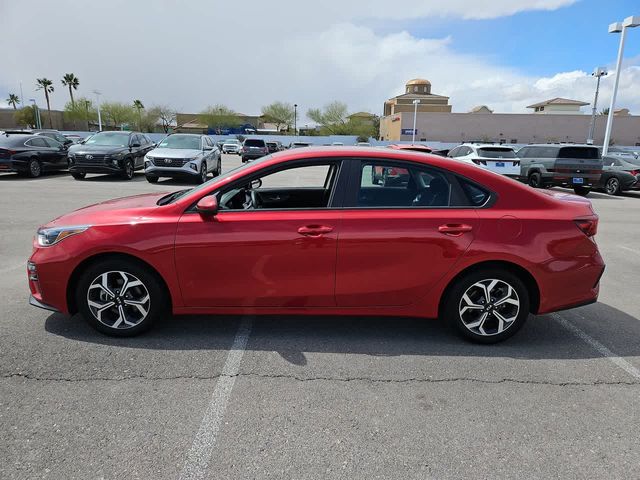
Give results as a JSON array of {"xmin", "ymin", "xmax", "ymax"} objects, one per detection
[
  {"xmin": 40, "ymin": 137, "xmax": 67, "ymax": 168},
  {"xmin": 26, "ymin": 137, "xmax": 52, "ymax": 164},
  {"xmin": 131, "ymin": 134, "xmax": 145, "ymax": 168},
  {"xmin": 335, "ymin": 158, "xmax": 479, "ymax": 307},
  {"xmin": 174, "ymin": 158, "xmax": 346, "ymax": 308}
]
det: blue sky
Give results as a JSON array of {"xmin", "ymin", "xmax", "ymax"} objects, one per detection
[{"xmin": 406, "ymin": 0, "xmax": 640, "ymax": 76}]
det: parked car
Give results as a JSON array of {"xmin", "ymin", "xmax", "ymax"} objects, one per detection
[
  {"xmin": 595, "ymin": 155, "xmax": 640, "ymax": 195},
  {"xmin": 289, "ymin": 142, "xmax": 312, "ymax": 148},
  {"xmin": 0, "ymin": 132, "xmax": 68, "ymax": 177},
  {"xmin": 356, "ymin": 142, "xmax": 371, "ymax": 147},
  {"xmin": 598, "ymin": 146, "xmax": 638, "ymax": 160},
  {"xmin": 388, "ymin": 144, "xmax": 434, "ymax": 154},
  {"xmin": 144, "ymin": 134, "xmax": 221, "ymax": 184},
  {"xmin": 266, "ymin": 141, "xmax": 283, "ymax": 153},
  {"xmin": 517, "ymin": 144, "xmax": 603, "ymax": 196},
  {"xmin": 32, "ymin": 129, "xmax": 74, "ymax": 148},
  {"xmin": 28, "ymin": 147, "xmax": 604, "ymax": 344},
  {"xmin": 241, "ymin": 138, "xmax": 269, "ymax": 162},
  {"xmin": 448, "ymin": 144, "xmax": 520, "ymax": 178},
  {"xmin": 222, "ymin": 139, "xmax": 241, "ymax": 154},
  {"xmin": 67, "ymin": 131, "xmax": 154, "ymax": 180},
  {"xmin": 331, "ymin": 142, "xmax": 344, "ymax": 146},
  {"xmin": 63, "ymin": 134, "xmax": 85, "ymax": 144}
]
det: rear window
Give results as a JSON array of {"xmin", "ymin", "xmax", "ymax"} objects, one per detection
[
  {"xmin": 558, "ymin": 147, "xmax": 600, "ymax": 160},
  {"xmin": 478, "ymin": 148, "xmax": 516, "ymax": 159},
  {"xmin": 245, "ymin": 139, "xmax": 265, "ymax": 147}
]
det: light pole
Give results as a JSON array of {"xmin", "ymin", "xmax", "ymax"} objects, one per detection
[
  {"xmin": 587, "ymin": 67, "xmax": 607, "ymax": 145},
  {"xmin": 412, "ymin": 99, "xmax": 419, "ymax": 143},
  {"xmin": 93, "ymin": 90, "xmax": 103, "ymax": 131},
  {"xmin": 294, "ymin": 104, "xmax": 298, "ymax": 136},
  {"xmin": 602, "ymin": 16, "xmax": 639, "ymax": 155}
]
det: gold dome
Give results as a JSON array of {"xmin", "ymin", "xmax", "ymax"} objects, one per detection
[{"xmin": 406, "ymin": 78, "xmax": 431, "ymax": 86}]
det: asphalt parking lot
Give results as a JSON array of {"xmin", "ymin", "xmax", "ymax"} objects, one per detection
[{"xmin": 1, "ymin": 153, "xmax": 640, "ymax": 479}]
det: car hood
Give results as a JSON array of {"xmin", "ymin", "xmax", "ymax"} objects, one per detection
[
  {"xmin": 147, "ymin": 148, "xmax": 201, "ymax": 159},
  {"xmin": 42, "ymin": 192, "xmax": 170, "ymax": 228},
  {"xmin": 69, "ymin": 144, "xmax": 129, "ymax": 155}
]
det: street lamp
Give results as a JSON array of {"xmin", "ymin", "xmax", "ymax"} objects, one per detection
[
  {"xmin": 602, "ymin": 15, "xmax": 640, "ymax": 155},
  {"xmin": 93, "ymin": 90, "xmax": 102, "ymax": 131},
  {"xmin": 586, "ymin": 67, "xmax": 608, "ymax": 145},
  {"xmin": 412, "ymin": 99, "xmax": 419, "ymax": 143},
  {"xmin": 294, "ymin": 104, "xmax": 298, "ymax": 136}
]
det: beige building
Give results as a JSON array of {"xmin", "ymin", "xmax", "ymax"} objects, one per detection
[
  {"xmin": 383, "ymin": 79, "xmax": 452, "ymax": 117},
  {"xmin": 380, "ymin": 79, "xmax": 639, "ymax": 145},
  {"xmin": 527, "ymin": 97, "xmax": 589, "ymax": 114}
]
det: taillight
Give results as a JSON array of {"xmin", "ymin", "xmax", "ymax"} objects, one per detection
[
  {"xmin": 575, "ymin": 218, "xmax": 598, "ymax": 237},
  {"xmin": 629, "ymin": 170, "xmax": 639, "ymax": 176},
  {"xmin": 513, "ymin": 160, "xmax": 520, "ymax": 166},
  {"xmin": 471, "ymin": 159, "xmax": 487, "ymax": 166}
]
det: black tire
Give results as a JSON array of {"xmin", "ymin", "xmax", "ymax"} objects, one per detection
[
  {"xmin": 146, "ymin": 176, "xmax": 158, "ymax": 183},
  {"xmin": 27, "ymin": 158, "xmax": 42, "ymax": 178},
  {"xmin": 604, "ymin": 176, "xmax": 621, "ymax": 195},
  {"xmin": 198, "ymin": 162, "xmax": 208, "ymax": 184},
  {"xmin": 121, "ymin": 159, "xmax": 134, "ymax": 180},
  {"xmin": 75, "ymin": 258, "xmax": 168, "ymax": 337},
  {"xmin": 441, "ymin": 269, "xmax": 530, "ymax": 344},
  {"xmin": 527, "ymin": 171, "xmax": 542, "ymax": 188},
  {"xmin": 573, "ymin": 186, "xmax": 591, "ymax": 196},
  {"xmin": 215, "ymin": 158, "xmax": 221, "ymax": 176},
  {"xmin": 71, "ymin": 172, "xmax": 86, "ymax": 180}
]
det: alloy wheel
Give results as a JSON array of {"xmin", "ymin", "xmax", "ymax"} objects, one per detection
[
  {"xmin": 606, "ymin": 177, "xmax": 620, "ymax": 195},
  {"xmin": 458, "ymin": 279, "xmax": 520, "ymax": 336},
  {"xmin": 86, "ymin": 271, "xmax": 151, "ymax": 329},
  {"xmin": 29, "ymin": 160, "xmax": 41, "ymax": 177}
]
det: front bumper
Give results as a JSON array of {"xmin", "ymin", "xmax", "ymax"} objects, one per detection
[
  {"xmin": 145, "ymin": 167, "xmax": 200, "ymax": 179},
  {"xmin": 29, "ymin": 294, "xmax": 60, "ymax": 313},
  {"xmin": 69, "ymin": 162, "xmax": 123, "ymax": 174}
]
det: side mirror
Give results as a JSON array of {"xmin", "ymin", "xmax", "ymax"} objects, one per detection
[
  {"xmin": 130, "ymin": 142, "xmax": 141, "ymax": 148},
  {"xmin": 196, "ymin": 196, "xmax": 218, "ymax": 217}
]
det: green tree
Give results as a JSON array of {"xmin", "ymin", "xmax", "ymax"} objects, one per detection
[
  {"xmin": 35, "ymin": 78, "xmax": 55, "ymax": 128},
  {"xmin": 6, "ymin": 93, "xmax": 20, "ymax": 110},
  {"xmin": 133, "ymin": 99, "xmax": 145, "ymax": 131},
  {"xmin": 61, "ymin": 73, "xmax": 79, "ymax": 107},
  {"xmin": 14, "ymin": 106, "xmax": 36, "ymax": 128},
  {"xmin": 199, "ymin": 104, "xmax": 241, "ymax": 132},
  {"xmin": 63, "ymin": 97, "xmax": 97, "ymax": 129},
  {"xmin": 139, "ymin": 106, "xmax": 161, "ymax": 133},
  {"xmin": 101, "ymin": 101, "xmax": 136, "ymax": 129},
  {"xmin": 261, "ymin": 101, "xmax": 295, "ymax": 132},
  {"xmin": 307, "ymin": 101, "xmax": 349, "ymax": 134}
]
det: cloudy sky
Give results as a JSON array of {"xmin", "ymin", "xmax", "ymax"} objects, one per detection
[{"xmin": 1, "ymin": 0, "xmax": 639, "ymax": 120}]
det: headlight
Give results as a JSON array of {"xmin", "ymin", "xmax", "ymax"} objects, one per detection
[{"xmin": 37, "ymin": 225, "xmax": 90, "ymax": 247}]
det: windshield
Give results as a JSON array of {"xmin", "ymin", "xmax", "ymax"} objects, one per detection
[
  {"xmin": 84, "ymin": 132, "xmax": 130, "ymax": 147},
  {"xmin": 158, "ymin": 135, "xmax": 201, "ymax": 150},
  {"xmin": 157, "ymin": 154, "xmax": 274, "ymax": 205},
  {"xmin": 223, "ymin": 139, "xmax": 239, "ymax": 144},
  {"xmin": 479, "ymin": 147, "xmax": 516, "ymax": 159}
]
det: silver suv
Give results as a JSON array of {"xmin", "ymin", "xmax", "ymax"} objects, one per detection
[
  {"xmin": 517, "ymin": 144, "xmax": 603, "ymax": 196},
  {"xmin": 144, "ymin": 134, "xmax": 221, "ymax": 184}
]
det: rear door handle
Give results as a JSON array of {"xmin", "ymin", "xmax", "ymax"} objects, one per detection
[
  {"xmin": 438, "ymin": 224, "xmax": 473, "ymax": 236},
  {"xmin": 297, "ymin": 225, "xmax": 334, "ymax": 237}
]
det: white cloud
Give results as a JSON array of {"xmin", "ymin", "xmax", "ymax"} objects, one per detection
[{"xmin": 1, "ymin": 0, "xmax": 637, "ymax": 122}]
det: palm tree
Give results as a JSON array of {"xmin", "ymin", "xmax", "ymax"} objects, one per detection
[
  {"xmin": 599, "ymin": 107, "xmax": 610, "ymax": 115},
  {"xmin": 61, "ymin": 73, "xmax": 79, "ymax": 107},
  {"xmin": 133, "ymin": 99, "xmax": 144, "ymax": 131},
  {"xmin": 36, "ymin": 78, "xmax": 55, "ymax": 128},
  {"xmin": 6, "ymin": 93, "xmax": 20, "ymax": 110}
]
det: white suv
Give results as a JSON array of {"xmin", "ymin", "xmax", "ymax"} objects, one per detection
[{"xmin": 447, "ymin": 144, "xmax": 520, "ymax": 177}]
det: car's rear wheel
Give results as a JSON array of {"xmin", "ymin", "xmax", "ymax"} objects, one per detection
[
  {"xmin": 442, "ymin": 269, "xmax": 530, "ymax": 344},
  {"xmin": 121, "ymin": 159, "xmax": 134, "ymax": 180},
  {"xmin": 146, "ymin": 176, "xmax": 158, "ymax": 183},
  {"xmin": 573, "ymin": 186, "xmax": 591, "ymax": 196},
  {"xmin": 604, "ymin": 177, "xmax": 621, "ymax": 195},
  {"xmin": 27, "ymin": 158, "xmax": 42, "ymax": 178},
  {"xmin": 71, "ymin": 172, "xmax": 86, "ymax": 180},
  {"xmin": 527, "ymin": 172, "xmax": 542, "ymax": 188},
  {"xmin": 76, "ymin": 258, "xmax": 168, "ymax": 336}
]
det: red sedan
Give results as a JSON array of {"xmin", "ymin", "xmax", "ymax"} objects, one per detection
[{"xmin": 28, "ymin": 147, "xmax": 605, "ymax": 343}]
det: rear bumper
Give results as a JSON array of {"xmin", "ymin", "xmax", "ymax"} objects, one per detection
[
  {"xmin": 543, "ymin": 173, "xmax": 601, "ymax": 187},
  {"xmin": 242, "ymin": 153, "xmax": 267, "ymax": 160},
  {"xmin": 0, "ymin": 159, "xmax": 19, "ymax": 172}
]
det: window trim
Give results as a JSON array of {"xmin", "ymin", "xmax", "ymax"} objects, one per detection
[{"xmin": 342, "ymin": 157, "xmax": 495, "ymax": 210}]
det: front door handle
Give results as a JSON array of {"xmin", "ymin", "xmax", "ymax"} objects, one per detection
[
  {"xmin": 297, "ymin": 225, "xmax": 334, "ymax": 237},
  {"xmin": 438, "ymin": 224, "xmax": 473, "ymax": 236}
]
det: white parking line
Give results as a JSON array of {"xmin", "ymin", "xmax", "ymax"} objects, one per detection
[
  {"xmin": 552, "ymin": 313, "xmax": 640, "ymax": 381},
  {"xmin": 179, "ymin": 316, "xmax": 253, "ymax": 480},
  {"xmin": 619, "ymin": 245, "xmax": 640, "ymax": 256}
]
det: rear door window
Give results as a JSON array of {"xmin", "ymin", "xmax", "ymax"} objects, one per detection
[
  {"xmin": 245, "ymin": 139, "xmax": 265, "ymax": 147},
  {"xmin": 558, "ymin": 147, "xmax": 600, "ymax": 160}
]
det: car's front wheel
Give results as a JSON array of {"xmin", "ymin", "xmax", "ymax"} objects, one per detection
[
  {"xmin": 198, "ymin": 162, "xmax": 208, "ymax": 184},
  {"xmin": 604, "ymin": 177, "xmax": 621, "ymax": 195},
  {"xmin": 76, "ymin": 258, "xmax": 168, "ymax": 336},
  {"xmin": 573, "ymin": 186, "xmax": 591, "ymax": 196},
  {"xmin": 146, "ymin": 176, "xmax": 158, "ymax": 183},
  {"xmin": 71, "ymin": 172, "xmax": 86, "ymax": 180},
  {"xmin": 442, "ymin": 269, "xmax": 530, "ymax": 344},
  {"xmin": 121, "ymin": 159, "xmax": 134, "ymax": 180}
]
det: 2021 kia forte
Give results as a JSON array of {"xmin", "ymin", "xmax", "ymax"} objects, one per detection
[{"xmin": 28, "ymin": 147, "xmax": 605, "ymax": 343}]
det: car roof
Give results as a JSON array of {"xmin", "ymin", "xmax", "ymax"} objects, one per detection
[{"xmin": 525, "ymin": 143, "xmax": 596, "ymax": 148}]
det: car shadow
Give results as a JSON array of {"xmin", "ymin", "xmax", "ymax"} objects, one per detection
[
  {"xmin": 0, "ymin": 171, "xmax": 69, "ymax": 181},
  {"xmin": 43, "ymin": 302, "xmax": 640, "ymax": 362}
]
